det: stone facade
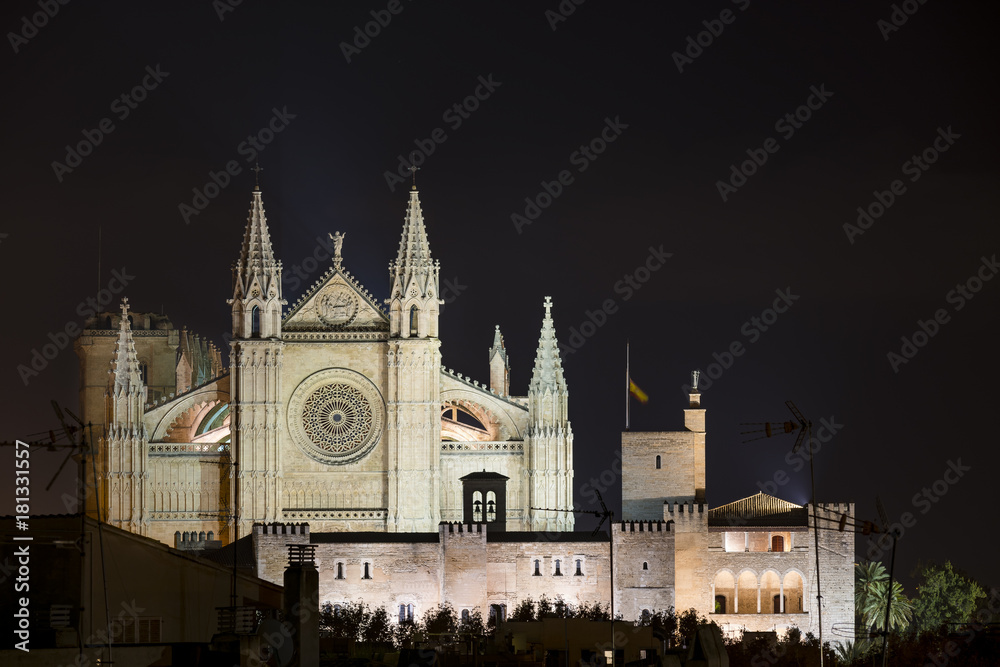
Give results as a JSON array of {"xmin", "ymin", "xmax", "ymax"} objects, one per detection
[{"xmin": 76, "ymin": 185, "xmax": 854, "ymax": 643}]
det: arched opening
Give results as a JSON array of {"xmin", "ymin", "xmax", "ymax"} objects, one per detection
[
  {"xmin": 642, "ymin": 561, "xmax": 648, "ymax": 571},
  {"xmin": 409, "ymin": 305, "xmax": 419, "ymax": 336},
  {"xmin": 533, "ymin": 559, "xmax": 541, "ymax": 576},
  {"xmin": 251, "ymin": 305, "xmax": 261, "ymax": 337},
  {"xmin": 362, "ymin": 562, "xmax": 371, "ymax": 580},
  {"xmin": 575, "ymin": 559, "xmax": 583, "ymax": 576},
  {"xmin": 336, "ymin": 563, "xmax": 344, "ymax": 580},
  {"xmin": 737, "ymin": 571, "xmax": 758, "ymax": 614},
  {"xmin": 486, "ymin": 491, "xmax": 497, "ymax": 522},
  {"xmin": 554, "ymin": 559, "xmax": 562, "ymax": 576},
  {"xmin": 655, "ymin": 455, "xmax": 661, "ymax": 469},
  {"xmin": 713, "ymin": 571, "xmax": 735, "ymax": 615},
  {"xmin": 472, "ymin": 491, "xmax": 483, "ymax": 522},
  {"xmin": 760, "ymin": 571, "xmax": 781, "ymax": 613},
  {"xmin": 783, "ymin": 571, "xmax": 804, "ymax": 613}
]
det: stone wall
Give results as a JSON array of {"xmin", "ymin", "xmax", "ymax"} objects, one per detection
[
  {"xmin": 613, "ymin": 521, "xmax": 675, "ymax": 620},
  {"xmin": 622, "ymin": 431, "xmax": 703, "ymax": 519}
]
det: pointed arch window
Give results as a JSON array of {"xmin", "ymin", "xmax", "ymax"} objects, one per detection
[
  {"xmin": 533, "ymin": 559, "xmax": 541, "ymax": 576},
  {"xmin": 554, "ymin": 559, "xmax": 562, "ymax": 576},
  {"xmin": 251, "ymin": 305, "xmax": 261, "ymax": 337},
  {"xmin": 409, "ymin": 305, "xmax": 419, "ymax": 336}
]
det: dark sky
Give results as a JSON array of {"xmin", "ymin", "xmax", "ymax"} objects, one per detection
[{"xmin": 2, "ymin": 2, "xmax": 997, "ymax": 591}]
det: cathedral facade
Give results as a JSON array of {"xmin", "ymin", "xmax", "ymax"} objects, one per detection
[
  {"xmin": 76, "ymin": 186, "xmax": 574, "ymax": 547},
  {"xmin": 75, "ymin": 186, "xmax": 854, "ymax": 642}
]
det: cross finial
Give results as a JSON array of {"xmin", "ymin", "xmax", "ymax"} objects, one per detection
[
  {"xmin": 251, "ymin": 162, "xmax": 263, "ymax": 189},
  {"xmin": 408, "ymin": 152, "xmax": 419, "ymax": 190},
  {"xmin": 543, "ymin": 296, "xmax": 553, "ymax": 316},
  {"xmin": 692, "ymin": 370, "xmax": 700, "ymax": 391},
  {"xmin": 120, "ymin": 297, "xmax": 130, "ymax": 316}
]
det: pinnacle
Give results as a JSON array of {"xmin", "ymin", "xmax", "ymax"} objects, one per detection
[
  {"xmin": 529, "ymin": 297, "xmax": 566, "ymax": 394},
  {"xmin": 111, "ymin": 298, "xmax": 144, "ymax": 393}
]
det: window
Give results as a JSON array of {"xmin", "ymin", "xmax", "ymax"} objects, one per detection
[
  {"xmin": 655, "ymin": 455, "xmax": 661, "ymax": 469},
  {"xmin": 336, "ymin": 562, "xmax": 344, "ymax": 580},
  {"xmin": 362, "ymin": 562, "xmax": 371, "ymax": 580},
  {"xmin": 533, "ymin": 559, "xmax": 541, "ymax": 576},
  {"xmin": 640, "ymin": 609, "xmax": 651, "ymax": 624},
  {"xmin": 251, "ymin": 306, "xmax": 261, "ymax": 336},
  {"xmin": 409, "ymin": 305, "xmax": 419, "ymax": 336},
  {"xmin": 399, "ymin": 604, "xmax": 414, "ymax": 623},
  {"xmin": 486, "ymin": 491, "xmax": 497, "ymax": 522},
  {"xmin": 333, "ymin": 604, "xmax": 343, "ymax": 615},
  {"xmin": 554, "ymin": 559, "xmax": 562, "ymax": 576},
  {"xmin": 473, "ymin": 491, "xmax": 483, "ymax": 522},
  {"xmin": 642, "ymin": 561, "xmax": 648, "ymax": 570},
  {"xmin": 139, "ymin": 361, "xmax": 148, "ymax": 384},
  {"xmin": 575, "ymin": 559, "xmax": 583, "ymax": 576},
  {"xmin": 715, "ymin": 595, "xmax": 727, "ymax": 614},
  {"xmin": 461, "ymin": 609, "xmax": 470, "ymax": 623},
  {"xmin": 489, "ymin": 604, "xmax": 506, "ymax": 623},
  {"xmin": 771, "ymin": 535, "xmax": 785, "ymax": 552}
]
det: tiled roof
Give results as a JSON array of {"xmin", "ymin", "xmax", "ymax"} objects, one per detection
[{"xmin": 708, "ymin": 492, "xmax": 808, "ymax": 528}]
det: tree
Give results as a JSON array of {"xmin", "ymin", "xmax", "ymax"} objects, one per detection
[
  {"xmin": 855, "ymin": 561, "xmax": 913, "ymax": 635},
  {"xmin": 510, "ymin": 598, "xmax": 536, "ymax": 622},
  {"xmin": 911, "ymin": 561, "xmax": 986, "ymax": 635},
  {"xmin": 361, "ymin": 605, "xmax": 395, "ymax": 647},
  {"xmin": 422, "ymin": 603, "xmax": 459, "ymax": 635}
]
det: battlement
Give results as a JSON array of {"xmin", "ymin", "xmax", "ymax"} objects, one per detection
[
  {"xmin": 173, "ymin": 530, "xmax": 222, "ymax": 550},
  {"xmin": 439, "ymin": 522, "xmax": 487, "ymax": 539},
  {"xmin": 613, "ymin": 520, "xmax": 672, "ymax": 534},
  {"xmin": 664, "ymin": 501, "xmax": 706, "ymax": 514},
  {"xmin": 253, "ymin": 522, "xmax": 310, "ymax": 536}
]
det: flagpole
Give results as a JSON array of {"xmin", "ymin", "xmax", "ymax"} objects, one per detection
[{"xmin": 625, "ymin": 340, "xmax": 630, "ymax": 431}]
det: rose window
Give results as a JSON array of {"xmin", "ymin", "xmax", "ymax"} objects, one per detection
[{"xmin": 300, "ymin": 383, "xmax": 374, "ymax": 453}]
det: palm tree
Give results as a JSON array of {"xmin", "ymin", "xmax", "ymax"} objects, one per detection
[{"xmin": 855, "ymin": 562, "xmax": 913, "ymax": 635}]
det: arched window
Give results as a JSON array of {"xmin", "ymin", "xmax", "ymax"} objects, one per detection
[
  {"xmin": 409, "ymin": 305, "xmax": 419, "ymax": 336},
  {"xmin": 472, "ymin": 491, "xmax": 483, "ymax": 522},
  {"xmin": 642, "ymin": 561, "xmax": 648, "ymax": 570},
  {"xmin": 554, "ymin": 559, "xmax": 562, "ymax": 576},
  {"xmin": 641, "ymin": 609, "xmax": 651, "ymax": 624},
  {"xmin": 362, "ymin": 562, "xmax": 371, "ymax": 580},
  {"xmin": 655, "ymin": 455, "xmax": 661, "ymax": 469},
  {"xmin": 715, "ymin": 595, "xmax": 727, "ymax": 614},
  {"xmin": 486, "ymin": 491, "xmax": 497, "ymax": 522},
  {"xmin": 771, "ymin": 535, "xmax": 785, "ymax": 552},
  {"xmin": 336, "ymin": 563, "xmax": 344, "ymax": 580},
  {"xmin": 251, "ymin": 305, "xmax": 261, "ymax": 336},
  {"xmin": 533, "ymin": 559, "xmax": 541, "ymax": 576},
  {"xmin": 575, "ymin": 559, "xmax": 583, "ymax": 576},
  {"xmin": 461, "ymin": 609, "xmax": 470, "ymax": 623},
  {"xmin": 334, "ymin": 604, "xmax": 343, "ymax": 615}
]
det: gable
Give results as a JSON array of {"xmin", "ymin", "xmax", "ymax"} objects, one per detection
[{"xmin": 283, "ymin": 266, "xmax": 388, "ymax": 332}]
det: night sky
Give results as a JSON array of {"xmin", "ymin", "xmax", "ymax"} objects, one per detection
[{"xmin": 2, "ymin": 2, "xmax": 997, "ymax": 591}]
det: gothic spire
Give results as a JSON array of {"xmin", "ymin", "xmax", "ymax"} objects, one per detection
[
  {"xmin": 235, "ymin": 188, "xmax": 279, "ymax": 287},
  {"xmin": 110, "ymin": 298, "xmax": 144, "ymax": 395},
  {"xmin": 230, "ymin": 187, "xmax": 285, "ymax": 338},
  {"xmin": 489, "ymin": 325, "xmax": 507, "ymax": 365},
  {"xmin": 388, "ymin": 188, "xmax": 441, "ymax": 338},
  {"xmin": 528, "ymin": 297, "xmax": 567, "ymax": 395},
  {"xmin": 393, "ymin": 188, "xmax": 434, "ymax": 273}
]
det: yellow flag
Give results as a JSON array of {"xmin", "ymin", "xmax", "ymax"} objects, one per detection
[{"xmin": 629, "ymin": 378, "xmax": 648, "ymax": 404}]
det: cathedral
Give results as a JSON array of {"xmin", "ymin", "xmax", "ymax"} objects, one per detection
[{"xmin": 74, "ymin": 186, "xmax": 854, "ymax": 641}]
